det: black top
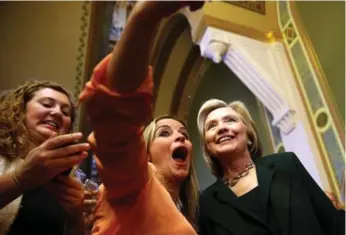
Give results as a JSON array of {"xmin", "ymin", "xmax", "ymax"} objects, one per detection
[
  {"xmin": 238, "ymin": 186, "xmax": 280, "ymax": 235},
  {"xmin": 7, "ymin": 186, "xmax": 66, "ymax": 235},
  {"xmin": 199, "ymin": 152, "xmax": 345, "ymax": 235}
]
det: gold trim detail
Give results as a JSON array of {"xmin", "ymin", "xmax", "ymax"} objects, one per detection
[
  {"xmin": 289, "ymin": 2, "xmax": 345, "ymax": 146},
  {"xmin": 278, "ymin": 0, "xmax": 345, "ymax": 203},
  {"xmin": 225, "ymin": 1, "xmax": 266, "ymax": 15},
  {"xmin": 314, "ymin": 108, "xmax": 331, "ymax": 133},
  {"xmin": 74, "ymin": 1, "xmax": 91, "ymax": 131}
]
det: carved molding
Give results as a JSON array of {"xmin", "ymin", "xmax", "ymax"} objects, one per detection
[
  {"xmin": 225, "ymin": 1, "xmax": 266, "ymax": 15},
  {"xmin": 200, "ymin": 40, "xmax": 229, "ymax": 63},
  {"xmin": 184, "ymin": 15, "xmax": 296, "ymax": 134}
]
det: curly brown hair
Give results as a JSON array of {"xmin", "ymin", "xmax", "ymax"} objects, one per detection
[{"xmin": 0, "ymin": 81, "xmax": 76, "ymax": 160}]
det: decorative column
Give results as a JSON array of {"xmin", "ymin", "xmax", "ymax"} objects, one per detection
[{"xmin": 181, "ymin": 8, "xmax": 325, "ymax": 187}]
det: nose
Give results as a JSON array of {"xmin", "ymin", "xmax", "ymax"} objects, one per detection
[
  {"xmin": 217, "ymin": 123, "xmax": 229, "ymax": 135},
  {"xmin": 174, "ymin": 132, "xmax": 186, "ymax": 143},
  {"xmin": 50, "ymin": 106, "xmax": 63, "ymax": 119}
]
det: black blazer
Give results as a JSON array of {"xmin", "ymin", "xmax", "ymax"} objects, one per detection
[{"xmin": 199, "ymin": 152, "xmax": 345, "ymax": 235}]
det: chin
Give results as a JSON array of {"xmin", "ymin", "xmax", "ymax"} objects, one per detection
[
  {"xmin": 33, "ymin": 129, "xmax": 56, "ymax": 143},
  {"xmin": 217, "ymin": 145, "xmax": 238, "ymax": 155},
  {"xmin": 173, "ymin": 169, "xmax": 189, "ymax": 181}
]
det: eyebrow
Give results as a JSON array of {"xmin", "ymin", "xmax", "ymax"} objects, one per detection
[
  {"xmin": 205, "ymin": 114, "xmax": 238, "ymax": 127},
  {"xmin": 155, "ymin": 125, "xmax": 187, "ymax": 134},
  {"xmin": 222, "ymin": 114, "xmax": 238, "ymax": 121}
]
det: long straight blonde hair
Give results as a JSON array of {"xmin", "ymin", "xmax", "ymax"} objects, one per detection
[{"xmin": 143, "ymin": 115, "xmax": 199, "ymax": 229}]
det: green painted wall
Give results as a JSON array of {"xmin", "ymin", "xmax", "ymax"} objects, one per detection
[
  {"xmin": 295, "ymin": 1, "xmax": 345, "ymax": 123},
  {"xmin": 187, "ymin": 62, "xmax": 273, "ymax": 190}
]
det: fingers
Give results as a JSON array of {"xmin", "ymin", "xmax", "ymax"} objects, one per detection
[
  {"xmin": 83, "ymin": 199, "xmax": 97, "ymax": 211},
  {"xmin": 49, "ymin": 142, "xmax": 90, "ymax": 158},
  {"xmin": 84, "ymin": 199, "xmax": 97, "ymax": 206},
  {"xmin": 44, "ymin": 133, "xmax": 84, "ymax": 150},
  {"xmin": 56, "ymin": 176, "xmax": 83, "ymax": 190},
  {"xmin": 47, "ymin": 177, "xmax": 84, "ymax": 200},
  {"xmin": 47, "ymin": 180, "xmax": 85, "ymax": 216},
  {"xmin": 84, "ymin": 190, "xmax": 99, "ymax": 199},
  {"xmin": 46, "ymin": 151, "xmax": 88, "ymax": 169}
]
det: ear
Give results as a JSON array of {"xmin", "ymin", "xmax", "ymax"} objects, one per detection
[{"xmin": 147, "ymin": 152, "xmax": 152, "ymax": 162}]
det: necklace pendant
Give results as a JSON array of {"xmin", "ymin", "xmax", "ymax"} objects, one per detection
[{"xmin": 229, "ymin": 179, "xmax": 239, "ymax": 187}]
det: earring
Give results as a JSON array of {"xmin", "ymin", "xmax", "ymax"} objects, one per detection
[{"xmin": 247, "ymin": 140, "xmax": 252, "ymax": 146}]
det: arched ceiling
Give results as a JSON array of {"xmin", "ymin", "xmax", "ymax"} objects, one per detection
[
  {"xmin": 150, "ymin": 1, "xmax": 282, "ymax": 121},
  {"xmin": 151, "ymin": 14, "xmax": 201, "ymax": 118}
]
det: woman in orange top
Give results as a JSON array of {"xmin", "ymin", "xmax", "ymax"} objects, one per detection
[
  {"xmin": 91, "ymin": 116, "xmax": 199, "ymax": 235},
  {"xmin": 79, "ymin": 1, "xmax": 204, "ymax": 235}
]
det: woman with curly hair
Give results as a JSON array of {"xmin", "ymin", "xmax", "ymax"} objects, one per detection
[{"xmin": 0, "ymin": 81, "xmax": 90, "ymax": 235}]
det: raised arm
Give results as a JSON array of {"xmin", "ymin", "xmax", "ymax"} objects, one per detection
[
  {"xmin": 80, "ymin": 0, "xmax": 204, "ymax": 206},
  {"xmin": 107, "ymin": 1, "xmax": 204, "ymax": 93}
]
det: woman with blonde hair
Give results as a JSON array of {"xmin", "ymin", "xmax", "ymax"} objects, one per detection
[
  {"xmin": 143, "ymin": 115, "xmax": 199, "ymax": 225},
  {"xmin": 79, "ymin": 1, "xmax": 204, "ymax": 234},
  {"xmin": 197, "ymin": 98, "xmax": 344, "ymax": 235},
  {"xmin": 91, "ymin": 115, "xmax": 199, "ymax": 234},
  {"xmin": 0, "ymin": 81, "xmax": 90, "ymax": 235}
]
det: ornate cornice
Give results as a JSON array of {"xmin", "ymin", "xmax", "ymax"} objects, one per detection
[{"xmin": 195, "ymin": 26, "xmax": 296, "ymax": 134}]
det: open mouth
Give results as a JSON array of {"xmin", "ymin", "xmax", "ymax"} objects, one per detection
[
  {"xmin": 217, "ymin": 135, "xmax": 235, "ymax": 144},
  {"xmin": 172, "ymin": 146, "xmax": 188, "ymax": 164}
]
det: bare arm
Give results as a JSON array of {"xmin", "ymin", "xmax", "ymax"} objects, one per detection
[
  {"xmin": 81, "ymin": 0, "xmax": 204, "ymax": 206},
  {"xmin": 106, "ymin": 1, "xmax": 205, "ymax": 93},
  {"xmin": 0, "ymin": 173, "xmax": 22, "ymax": 208},
  {"xmin": 106, "ymin": 2, "xmax": 160, "ymax": 93},
  {"xmin": 0, "ymin": 133, "xmax": 89, "ymax": 209}
]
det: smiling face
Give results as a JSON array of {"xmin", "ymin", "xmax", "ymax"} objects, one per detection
[
  {"xmin": 204, "ymin": 107, "xmax": 249, "ymax": 160},
  {"xmin": 148, "ymin": 118, "xmax": 192, "ymax": 182},
  {"xmin": 24, "ymin": 88, "xmax": 72, "ymax": 144}
]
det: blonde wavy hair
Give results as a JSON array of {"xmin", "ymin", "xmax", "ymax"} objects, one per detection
[
  {"xmin": 197, "ymin": 99, "xmax": 262, "ymax": 178},
  {"xmin": 0, "ymin": 81, "xmax": 75, "ymax": 160},
  {"xmin": 143, "ymin": 115, "xmax": 199, "ymax": 228}
]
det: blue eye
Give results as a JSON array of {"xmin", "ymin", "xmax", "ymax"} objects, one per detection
[
  {"xmin": 227, "ymin": 118, "xmax": 236, "ymax": 124},
  {"xmin": 206, "ymin": 123, "xmax": 216, "ymax": 131},
  {"xmin": 159, "ymin": 130, "xmax": 170, "ymax": 137}
]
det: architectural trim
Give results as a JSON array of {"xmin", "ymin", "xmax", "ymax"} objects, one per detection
[
  {"xmin": 279, "ymin": 1, "xmax": 344, "ymax": 202},
  {"xmin": 197, "ymin": 26, "xmax": 296, "ymax": 134},
  {"xmin": 74, "ymin": 1, "xmax": 91, "ymax": 131}
]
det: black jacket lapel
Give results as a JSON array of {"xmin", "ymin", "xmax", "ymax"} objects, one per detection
[
  {"xmin": 204, "ymin": 180, "xmax": 246, "ymax": 235},
  {"xmin": 215, "ymin": 178, "xmax": 271, "ymax": 232},
  {"xmin": 270, "ymin": 170, "xmax": 291, "ymax": 235},
  {"xmin": 255, "ymin": 163, "xmax": 274, "ymax": 206}
]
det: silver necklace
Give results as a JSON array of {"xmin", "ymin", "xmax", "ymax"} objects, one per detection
[{"xmin": 223, "ymin": 161, "xmax": 255, "ymax": 187}]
